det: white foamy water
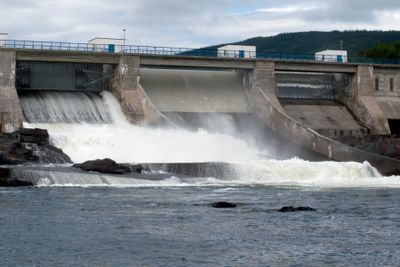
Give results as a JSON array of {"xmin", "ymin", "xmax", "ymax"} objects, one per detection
[
  {"xmin": 228, "ymin": 159, "xmax": 400, "ymax": 188},
  {"xmin": 11, "ymin": 159, "xmax": 400, "ymax": 188},
  {"xmin": 19, "ymin": 90, "xmax": 400, "ymax": 188},
  {"xmin": 23, "ymin": 91, "xmax": 264, "ymax": 163}
]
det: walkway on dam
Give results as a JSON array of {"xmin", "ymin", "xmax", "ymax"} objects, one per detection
[{"xmin": 1, "ymin": 39, "xmax": 399, "ymax": 66}]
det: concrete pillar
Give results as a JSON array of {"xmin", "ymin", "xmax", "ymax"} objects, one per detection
[
  {"xmin": 354, "ymin": 65, "xmax": 390, "ymax": 135},
  {"xmin": 0, "ymin": 50, "xmax": 23, "ymax": 133},
  {"xmin": 249, "ymin": 61, "xmax": 284, "ymax": 114},
  {"xmin": 111, "ymin": 55, "xmax": 160, "ymax": 125}
]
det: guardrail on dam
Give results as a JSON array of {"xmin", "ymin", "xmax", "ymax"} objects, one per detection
[{"xmin": 2, "ymin": 47, "xmax": 400, "ymax": 174}]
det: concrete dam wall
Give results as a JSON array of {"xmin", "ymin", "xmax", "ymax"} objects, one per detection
[
  {"xmin": 3, "ymin": 50, "xmax": 400, "ymax": 174},
  {"xmin": 139, "ymin": 68, "xmax": 250, "ymax": 113}
]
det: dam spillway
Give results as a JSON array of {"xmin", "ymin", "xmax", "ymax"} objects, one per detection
[
  {"xmin": 20, "ymin": 92, "xmax": 112, "ymax": 124},
  {"xmin": 1, "ymin": 49, "xmax": 400, "ymax": 174},
  {"xmin": 20, "ymin": 91, "xmax": 264, "ymax": 164}
]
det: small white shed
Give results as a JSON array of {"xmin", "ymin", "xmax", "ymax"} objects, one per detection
[
  {"xmin": 218, "ymin": 45, "xmax": 256, "ymax": 59},
  {"xmin": 0, "ymin": 33, "xmax": 8, "ymax": 47},
  {"xmin": 88, "ymin": 38, "xmax": 125, "ymax": 53},
  {"xmin": 315, "ymin": 50, "xmax": 348, "ymax": 63}
]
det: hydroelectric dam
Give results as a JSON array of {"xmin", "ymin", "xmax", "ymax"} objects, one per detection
[{"xmin": 2, "ymin": 41, "xmax": 400, "ymax": 175}]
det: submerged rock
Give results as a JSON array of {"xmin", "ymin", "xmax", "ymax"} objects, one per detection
[
  {"xmin": 0, "ymin": 128, "xmax": 71, "ymax": 164},
  {"xmin": 211, "ymin": 201, "xmax": 237, "ymax": 208},
  {"xmin": 278, "ymin": 206, "xmax": 316, "ymax": 212},
  {"xmin": 73, "ymin": 158, "xmax": 132, "ymax": 174}
]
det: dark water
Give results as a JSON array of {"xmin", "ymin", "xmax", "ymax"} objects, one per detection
[{"xmin": 1, "ymin": 186, "xmax": 400, "ymax": 266}]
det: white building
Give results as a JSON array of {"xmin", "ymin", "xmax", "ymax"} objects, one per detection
[
  {"xmin": 315, "ymin": 50, "xmax": 348, "ymax": 63},
  {"xmin": 218, "ymin": 45, "xmax": 256, "ymax": 59},
  {"xmin": 88, "ymin": 38, "xmax": 125, "ymax": 53},
  {"xmin": 0, "ymin": 33, "xmax": 8, "ymax": 47}
]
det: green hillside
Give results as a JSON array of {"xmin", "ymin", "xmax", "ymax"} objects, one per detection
[
  {"xmin": 208, "ymin": 30, "xmax": 400, "ymax": 56},
  {"xmin": 358, "ymin": 41, "xmax": 400, "ymax": 59}
]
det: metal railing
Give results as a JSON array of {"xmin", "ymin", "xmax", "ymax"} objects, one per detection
[{"xmin": 1, "ymin": 39, "xmax": 399, "ymax": 65}]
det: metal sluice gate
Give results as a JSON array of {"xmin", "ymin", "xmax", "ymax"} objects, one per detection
[{"xmin": 16, "ymin": 61, "xmax": 109, "ymax": 92}]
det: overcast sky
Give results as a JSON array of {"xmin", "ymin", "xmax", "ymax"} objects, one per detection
[{"xmin": 1, "ymin": 0, "xmax": 400, "ymax": 47}]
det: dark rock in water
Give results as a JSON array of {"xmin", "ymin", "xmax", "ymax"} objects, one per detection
[
  {"xmin": 10, "ymin": 142, "xmax": 39, "ymax": 162},
  {"xmin": 0, "ymin": 151, "xmax": 25, "ymax": 165},
  {"xmin": 73, "ymin": 158, "xmax": 131, "ymax": 174},
  {"xmin": 212, "ymin": 202, "xmax": 237, "ymax": 208},
  {"xmin": 0, "ymin": 177, "xmax": 34, "ymax": 187},
  {"xmin": 278, "ymin": 206, "xmax": 316, "ymax": 212},
  {"xmin": 35, "ymin": 144, "xmax": 72, "ymax": 164},
  {"xmin": 130, "ymin": 164, "xmax": 144, "ymax": 174},
  {"xmin": 0, "ymin": 128, "xmax": 71, "ymax": 165},
  {"xmin": 0, "ymin": 167, "xmax": 11, "ymax": 178},
  {"xmin": 0, "ymin": 167, "xmax": 33, "ymax": 187},
  {"xmin": 18, "ymin": 128, "xmax": 49, "ymax": 144}
]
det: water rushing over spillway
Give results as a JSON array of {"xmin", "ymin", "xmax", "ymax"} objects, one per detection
[
  {"xmin": 21, "ymin": 91, "xmax": 263, "ymax": 163},
  {"xmin": 18, "ymin": 90, "xmax": 400, "ymax": 188},
  {"xmin": 21, "ymin": 92, "xmax": 112, "ymax": 124}
]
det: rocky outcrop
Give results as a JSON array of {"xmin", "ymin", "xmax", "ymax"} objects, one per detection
[
  {"xmin": 73, "ymin": 158, "xmax": 143, "ymax": 175},
  {"xmin": 278, "ymin": 206, "xmax": 316, "ymax": 212},
  {"xmin": 0, "ymin": 167, "xmax": 33, "ymax": 187},
  {"xmin": 0, "ymin": 128, "xmax": 71, "ymax": 164},
  {"xmin": 211, "ymin": 202, "xmax": 237, "ymax": 208}
]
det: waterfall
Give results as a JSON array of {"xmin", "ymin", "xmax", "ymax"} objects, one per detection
[
  {"xmin": 20, "ymin": 91, "xmax": 264, "ymax": 164},
  {"xmin": 20, "ymin": 92, "xmax": 112, "ymax": 124}
]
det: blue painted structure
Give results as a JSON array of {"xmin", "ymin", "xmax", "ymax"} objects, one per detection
[{"xmin": 108, "ymin": 44, "xmax": 115, "ymax": 53}]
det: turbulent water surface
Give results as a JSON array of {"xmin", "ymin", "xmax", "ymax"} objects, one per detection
[
  {"xmin": 1, "ymin": 186, "xmax": 400, "ymax": 266},
  {"xmin": 6, "ymin": 91, "xmax": 400, "ymax": 266}
]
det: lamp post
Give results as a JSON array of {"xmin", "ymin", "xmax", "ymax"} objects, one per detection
[{"xmin": 123, "ymin": 29, "xmax": 126, "ymax": 53}]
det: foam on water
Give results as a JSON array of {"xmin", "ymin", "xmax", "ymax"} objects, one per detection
[
  {"xmin": 11, "ymin": 159, "xmax": 400, "ymax": 188},
  {"xmin": 19, "ymin": 90, "xmax": 400, "ymax": 188},
  {"xmin": 229, "ymin": 159, "xmax": 400, "ymax": 188},
  {"xmin": 23, "ymin": 91, "xmax": 263, "ymax": 163}
]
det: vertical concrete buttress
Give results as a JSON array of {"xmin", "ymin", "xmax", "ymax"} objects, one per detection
[
  {"xmin": 249, "ymin": 61, "xmax": 284, "ymax": 118},
  {"xmin": 0, "ymin": 50, "xmax": 23, "ymax": 133},
  {"xmin": 354, "ymin": 65, "xmax": 390, "ymax": 135},
  {"xmin": 111, "ymin": 55, "xmax": 160, "ymax": 125}
]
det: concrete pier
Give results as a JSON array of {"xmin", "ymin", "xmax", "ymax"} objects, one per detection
[
  {"xmin": 111, "ymin": 55, "xmax": 160, "ymax": 124},
  {"xmin": 354, "ymin": 65, "xmax": 391, "ymax": 135},
  {"xmin": 0, "ymin": 51, "xmax": 22, "ymax": 133}
]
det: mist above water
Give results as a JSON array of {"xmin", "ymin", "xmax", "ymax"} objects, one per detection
[
  {"xmin": 22, "ymin": 91, "xmax": 264, "ymax": 163},
  {"xmin": 19, "ymin": 90, "xmax": 400, "ymax": 187}
]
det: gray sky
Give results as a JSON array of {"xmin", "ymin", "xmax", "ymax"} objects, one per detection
[{"xmin": 1, "ymin": 0, "xmax": 400, "ymax": 47}]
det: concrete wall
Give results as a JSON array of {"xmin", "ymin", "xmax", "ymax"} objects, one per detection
[
  {"xmin": 250, "ymin": 61, "xmax": 284, "ymax": 113},
  {"xmin": 139, "ymin": 68, "xmax": 250, "ymax": 113},
  {"xmin": 111, "ymin": 55, "xmax": 160, "ymax": 125},
  {"xmin": 373, "ymin": 68, "xmax": 400, "ymax": 96},
  {"xmin": 250, "ymin": 72, "xmax": 400, "ymax": 174},
  {"xmin": 371, "ymin": 67, "xmax": 400, "ymax": 120},
  {"xmin": 0, "ymin": 51, "xmax": 22, "ymax": 133},
  {"xmin": 335, "ymin": 66, "xmax": 390, "ymax": 135}
]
